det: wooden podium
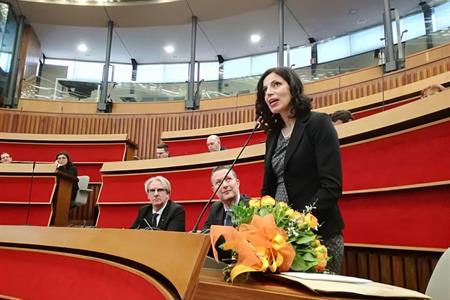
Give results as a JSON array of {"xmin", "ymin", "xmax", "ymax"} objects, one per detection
[{"xmin": 0, "ymin": 226, "xmax": 210, "ymax": 299}]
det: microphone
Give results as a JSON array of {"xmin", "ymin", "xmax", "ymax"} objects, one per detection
[
  {"xmin": 142, "ymin": 217, "xmax": 152, "ymax": 229},
  {"xmin": 190, "ymin": 117, "xmax": 263, "ymax": 233}
]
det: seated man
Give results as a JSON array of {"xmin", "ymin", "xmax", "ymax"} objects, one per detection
[
  {"xmin": 203, "ymin": 165, "xmax": 249, "ymax": 230},
  {"xmin": 331, "ymin": 110, "xmax": 353, "ymax": 125},
  {"xmin": 131, "ymin": 175, "xmax": 185, "ymax": 231},
  {"xmin": 0, "ymin": 152, "xmax": 12, "ymax": 163},
  {"xmin": 421, "ymin": 84, "xmax": 446, "ymax": 98},
  {"xmin": 156, "ymin": 142, "xmax": 169, "ymax": 158},
  {"xmin": 0, "ymin": 152, "xmax": 12, "ymax": 164},
  {"xmin": 203, "ymin": 165, "xmax": 249, "ymax": 261},
  {"xmin": 206, "ymin": 135, "xmax": 225, "ymax": 152}
]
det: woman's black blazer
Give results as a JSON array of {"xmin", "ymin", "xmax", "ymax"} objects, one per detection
[{"xmin": 262, "ymin": 111, "xmax": 344, "ymax": 237}]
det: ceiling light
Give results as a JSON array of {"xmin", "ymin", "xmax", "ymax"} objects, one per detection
[
  {"xmin": 357, "ymin": 18, "xmax": 367, "ymax": 25},
  {"xmin": 164, "ymin": 45, "xmax": 175, "ymax": 54},
  {"xmin": 77, "ymin": 43, "xmax": 88, "ymax": 52},
  {"xmin": 250, "ymin": 34, "xmax": 261, "ymax": 43}
]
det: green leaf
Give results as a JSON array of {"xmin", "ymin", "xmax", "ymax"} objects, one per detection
[
  {"xmin": 295, "ymin": 234, "xmax": 315, "ymax": 245},
  {"xmin": 291, "ymin": 254, "xmax": 307, "ymax": 271},
  {"xmin": 259, "ymin": 207, "xmax": 270, "ymax": 216}
]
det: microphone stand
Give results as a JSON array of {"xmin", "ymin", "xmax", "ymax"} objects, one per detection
[
  {"xmin": 25, "ymin": 161, "xmax": 36, "ymax": 225},
  {"xmin": 190, "ymin": 119, "xmax": 262, "ymax": 233}
]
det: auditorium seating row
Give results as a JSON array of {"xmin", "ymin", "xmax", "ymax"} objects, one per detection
[
  {"xmin": 0, "ymin": 133, "xmax": 137, "ymax": 183},
  {"xmin": 161, "ymin": 72, "xmax": 449, "ymax": 156}
]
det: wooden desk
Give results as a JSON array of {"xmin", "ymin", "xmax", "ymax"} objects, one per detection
[
  {"xmin": 0, "ymin": 163, "xmax": 76, "ymax": 226},
  {"xmin": 196, "ymin": 269, "xmax": 354, "ymax": 300},
  {"xmin": 0, "ymin": 133, "xmax": 137, "ymax": 183}
]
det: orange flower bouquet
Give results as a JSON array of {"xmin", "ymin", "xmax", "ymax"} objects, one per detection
[{"xmin": 210, "ymin": 196, "xmax": 328, "ymax": 282}]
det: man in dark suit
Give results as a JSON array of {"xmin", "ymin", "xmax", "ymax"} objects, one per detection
[
  {"xmin": 131, "ymin": 175, "xmax": 185, "ymax": 231},
  {"xmin": 202, "ymin": 165, "xmax": 248, "ymax": 262},
  {"xmin": 203, "ymin": 165, "xmax": 249, "ymax": 231}
]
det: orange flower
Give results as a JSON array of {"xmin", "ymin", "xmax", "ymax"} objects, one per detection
[{"xmin": 210, "ymin": 214, "xmax": 295, "ymax": 282}]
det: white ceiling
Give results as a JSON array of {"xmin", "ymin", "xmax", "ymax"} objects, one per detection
[{"xmin": 6, "ymin": 0, "xmax": 445, "ymax": 64}]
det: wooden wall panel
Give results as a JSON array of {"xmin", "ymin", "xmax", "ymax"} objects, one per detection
[{"xmin": 342, "ymin": 245, "xmax": 443, "ymax": 293}]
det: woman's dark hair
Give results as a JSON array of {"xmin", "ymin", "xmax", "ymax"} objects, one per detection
[
  {"xmin": 55, "ymin": 151, "xmax": 74, "ymax": 167},
  {"xmin": 255, "ymin": 67, "xmax": 311, "ymax": 130}
]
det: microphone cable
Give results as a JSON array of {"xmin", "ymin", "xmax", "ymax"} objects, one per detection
[{"xmin": 191, "ymin": 118, "xmax": 262, "ymax": 233}]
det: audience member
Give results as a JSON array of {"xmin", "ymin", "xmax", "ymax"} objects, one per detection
[
  {"xmin": 156, "ymin": 142, "xmax": 169, "ymax": 158},
  {"xmin": 255, "ymin": 67, "xmax": 344, "ymax": 274},
  {"xmin": 55, "ymin": 151, "xmax": 79, "ymax": 205},
  {"xmin": 202, "ymin": 165, "xmax": 249, "ymax": 231},
  {"xmin": 331, "ymin": 110, "xmax": 353, "ymax": 125},
  {"xmin": 206, "ymin": 135, "xmax": 225, "ymax": 152},
  {"xmin": 202, "ymin": 165, "xmax": 249, "ymax": 262},
  {"xmin": 131, "ymin": 175, "xmax": 185, "ymax": 231},
  {"xmin": 421, "ymin": 84, "xmax": 446, "ymax": 98},
  {"xmin": 0, "ymin": 152, "xmax": 12, "ymax": 163}
]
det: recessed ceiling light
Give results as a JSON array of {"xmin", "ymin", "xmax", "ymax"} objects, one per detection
[
  {"xmin": 349, "ymin": 9, "xmax": 359, "ymax": 15},
  {"xmin": 357, "ymin": 18, "xmax": 367, "ymax": 24},
  {"xmin": 250, "ymin": 34, "xmax": 261, "ymax": 43},
  {"xmin": 164, "ymin": 45, "xmax": 175, "ymax": 54},
  {"xmin": 77, "ymin": 43, "xmax": 88, "ymax": 52}
]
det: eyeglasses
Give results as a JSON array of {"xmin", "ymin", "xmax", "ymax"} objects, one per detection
[{"xmin": 148, "ymin": 188, "xmax": 167, "ymax": 194}]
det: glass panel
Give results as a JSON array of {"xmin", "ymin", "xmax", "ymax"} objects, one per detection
[
  {"xmin": 0, "ymin": 3, "xmax": 17, "ymax": 100},
  {"xmin": 400, "ymin": 13, "xmax": 426, "ymax": 41},
  {"xmin": 434, "ymin": 2, "xmax": 450, "ymax": 30},
  {"xmin": 223, "ymin": 57, "xmax": 251, "ymax": 79},
  {"xmin": 199, "ymin": 61, "xmax": 219, "ymax": 81},
  {"xmin": 317, "ymin": 35, "xmax": 351, "ymax": 63},
  {"xmin": 290, "ymin": 46, "xmax": 311, "ymax": 68},
  {"xmin": 350, "ymin": 25, "xmax": 384, "ymax": 55},
  {"xmin": 251, "ymin": 52, "xmax": 276, "ymax": 75},
  {"xmin": 111, "ymin": 63, "xmax": 132, "ymax": 82},
  {"xmin": 137, "ymin": 64, "xmax": 164, "ymax": 82}
]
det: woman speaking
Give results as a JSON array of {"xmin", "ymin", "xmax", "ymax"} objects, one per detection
[{"xmin": 255, "ymin": 67, "xmax": 344, "ymax": 274}]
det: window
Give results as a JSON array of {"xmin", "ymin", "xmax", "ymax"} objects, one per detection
[
  {"xmin": 290, "ymin": 46, "xmax": 311, "ymax": 68},
  {"xmin": 434, "ymin": 2, "xmax": 450, "ymax": 30},
  {"xmin": 318, "ymin": 36, "xmax": 351, "ymax": 63},
  {"xmin": 350, "ymin": 25, "xmax": 384, "ymax": 55},
  {"xmin": 251, "ymin": 52, "xmax": 277, "ymax": 75},
  {"xmin": 223, "ymin": 57, "xmax": 251, "ymax": 79},
  {"xmin": 198, "ymin": 61, "xmax": 219, "ymax": 81}
]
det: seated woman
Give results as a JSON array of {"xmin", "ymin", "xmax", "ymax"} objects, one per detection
[{"xmin": 55, "ymin": 151, "xmax": 79, "ymax": 206}]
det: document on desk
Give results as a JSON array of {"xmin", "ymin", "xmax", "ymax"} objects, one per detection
[
  {"xmin": 280, "ymin": 272, "xmax": 372, "ymax": 284},
  {"xmin": 274, "ymin": 272, "xmax": 431, "ymax": 299}
]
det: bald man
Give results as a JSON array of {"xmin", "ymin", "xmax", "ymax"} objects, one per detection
[{"xmin": 206, "ymin": 135, "xmax": 226, "ymax": 152}]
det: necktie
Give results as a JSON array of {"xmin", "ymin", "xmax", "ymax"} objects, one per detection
[
  {"xmin": 151, "ymin": 213, "xmax": 159, "ymax": 227},
  {"xmin": 224, "ymin": 211, "xmax": 233, "ymax": 226}
]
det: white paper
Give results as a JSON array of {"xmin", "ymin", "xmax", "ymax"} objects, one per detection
[{"xmin": 280, "ymin": 272, "xmax": 372, "ymax": 284}]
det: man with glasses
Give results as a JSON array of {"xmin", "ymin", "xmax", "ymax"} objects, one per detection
[{"xmin": 131, "ymin": 175, "xmax": 185, "ymax": 231}]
